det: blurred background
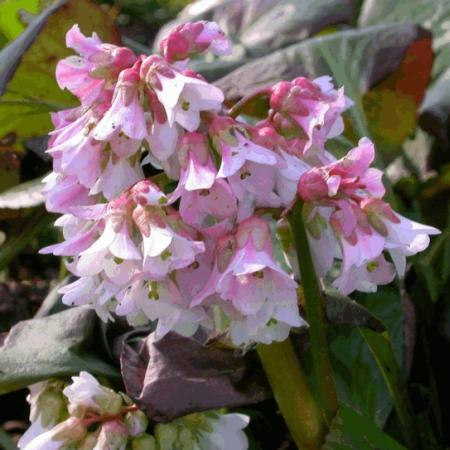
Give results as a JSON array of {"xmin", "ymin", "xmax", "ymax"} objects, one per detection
[{"xmin": 0, "ymin": 1, "xmax": 449, "ymax": 449}]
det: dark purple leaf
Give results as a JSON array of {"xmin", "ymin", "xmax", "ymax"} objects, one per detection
[{"xmin": 118, "ymin": 331, "xmax": 271, "ymax": 422}]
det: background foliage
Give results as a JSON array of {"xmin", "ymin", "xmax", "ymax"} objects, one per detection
[{"xmin": 0, "ymin": 0, "xmax": 449, "ymax": 448}]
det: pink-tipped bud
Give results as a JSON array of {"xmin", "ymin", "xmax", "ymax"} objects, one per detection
[
  {"xmin": 160, "ymin": 21, "xmax": 232, "ymax": 63},
  {"xmin": 297, "ymin": 169, "xmax": 329, "ymax": 203}
]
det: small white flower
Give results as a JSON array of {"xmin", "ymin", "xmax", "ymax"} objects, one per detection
[{"xmin": 63, "ymin": 371, "xmax": 123, "ymax": 415}]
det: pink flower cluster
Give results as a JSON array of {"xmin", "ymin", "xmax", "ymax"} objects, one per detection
[{"xmin": 42, "ymin": 22, "xmax": 439, "ymax": 346}]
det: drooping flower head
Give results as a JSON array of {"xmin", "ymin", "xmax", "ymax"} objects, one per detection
[
  {"xmin": 297, "ymin": 138, "xmax": 439, "ymax": 289},
  {"xmin": 269, "ymin": 76, "xmax": 351, "ymax": 154}
]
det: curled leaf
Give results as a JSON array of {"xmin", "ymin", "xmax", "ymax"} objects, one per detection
[{"xmin": 118, "ymin": 331, "xmax": 271, "ymax": 422}]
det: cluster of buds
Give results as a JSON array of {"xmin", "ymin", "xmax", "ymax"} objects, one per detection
[
  {"xmin": 19, "ymin": 372, "xmax": 249, "ymax": 450},
  {"xmin": 41, "ymin": 21, "xmax": 439, "ymax": 347}
]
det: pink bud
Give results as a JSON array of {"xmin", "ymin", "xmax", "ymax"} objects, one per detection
[{"xmin": 160, "ymin": 21, "xmax": 231, "ymax": 63}]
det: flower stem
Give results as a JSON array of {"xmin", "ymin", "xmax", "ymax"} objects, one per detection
[
  {"xmin": 288, "ymin": 201, "xmax": 338, "ymax": 423},
  {"xmin": 228, "ymin": 88, "xmax": 271, "ymax": 119},
  {"xmin": 257, "ymin": 338, "xmax": 326, "ymax": 450},
  {"xmin": 82, "ymin": 405, "xmax": 139, "ymax": 427}
]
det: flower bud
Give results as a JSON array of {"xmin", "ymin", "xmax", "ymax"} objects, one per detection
[
  {"xmin": 78, "ymin": 431, "xmax": 100, "ymax": 450},
  {"xmin": 131, "ymin": 434, "xmax": 156, "ymax": 450},
  {"xmin": 36, "ymin": 389, "xmax": 66, "ymax": 428},
  {"xmin": 160, "ymin": 21, "xmax": 231, "ymax": 63},
  {"xmin": 124, "ymin": 410, "xmax": 148, "ymax": 437},
  {"xmin": 63, "ymin": 372, "xmax": 124, "ymax": 416},
  {"xmin": 93, "ymin": 420, "xmax": 128, "ymax": 450},
  {"xmin": 53, "ymin": 417, "xmax": 87, "ymax": 442},
  {"xmin": 154, "ymin": 423, "xmax": 178, "ymax": 450},
  {"xmin": 23, "ymin": 417, "xmax": 86, "ymax": 450},
  {"xmin": 179, "ymin": 428, "xmax": 195, "ymax": 450}
]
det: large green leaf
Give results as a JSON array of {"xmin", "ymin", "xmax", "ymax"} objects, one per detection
[
  {"xmin": 0, "ymin": 175, "xmax": 45, "ymax": 208},
  {"xmin": 358, "ymin": 0, "xmax": 450, "ymax": 142},
  {"xmin": 0, "ymin": 207, "xmax": 53, "ymax": 271},
  {"xmin": 325, "ymin": 291, "xmax": 386, "ymax": 332},
  {"xmin": 156, "ymin": 0, "xmax": 358, "ymax": 81},
  {"xmin": 360, "ymin": 328, "xmax": 418, "ymax": 449},
  {"xmin": 328, "ymin": 287, "xmax": 405, "ymax": 426},
  {"xmin": 358, "ymin": 0, "xmax": 450, "ymax": 80},
  {"xmin": 0, "ymin": 0, "xmax": 41, "ymax": 43},
  {"xmin": 0, "ymin": 307, "xmax": 119, "ymax": 394},
  {"xmin": 215, "ymin": 23, "xmax": 432, "ymax": 163},
  {"xmin": 420, "ymin": 67, "xmax": 450, "ymax": 139},
  {"xmin": 0, "ymin": 0, "xmax": 120, "ymax": 147},
  {"xmin": 323, "ymin": 403, "xmax": 406, "ymax": 450}
]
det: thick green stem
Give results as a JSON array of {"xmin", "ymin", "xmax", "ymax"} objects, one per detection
[
  {"xmin": 288, "ymin": 201, "xmax": 338, "ymax": 423},
  {"xmin": 257, "ymin": 339, "xmax": 326, "ymax": 450}
]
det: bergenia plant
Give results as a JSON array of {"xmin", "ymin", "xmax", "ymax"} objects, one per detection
[{"xmin": 24, "ymin": 20, "xmax": 439, "ymax": 449}]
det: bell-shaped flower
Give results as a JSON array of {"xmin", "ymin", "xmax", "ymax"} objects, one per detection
[
  {"xmin": 94, "ymin": 61, "xmax": 148, "ymax": 141},
  {"xmin": 89, "ymin": 155, "xmax": 144, "ymax": 201},
  {"xmin": 18, "ymin": 382, "xmax": 66, "ymax": 450},
  {"xmin": 157, "ymin": 411, "xmax": 249, "ymax": 450},
  {"xmin": 270, "ymin": 76, "xmax": 351, "ymax": 153},
  {"xmin": 116, "ymin": 277, "xmax": 205, "ymax": 339},
  {"xmin": 192, "ymin": 217, "xmax": 304, "ymax": 345},
  {"xmin": 82, "ymin": 192, "xmax": 141, "ymax": 264},
  {"xmin": 93, "ymin": 420, "xmax": 128, "ymax": 450},
  {"xmin": 43, "ymin": 173, "xmax": 92, "ymax": 214},
  {"xmin": 59, "ymin": 275, "xmax": 121, "ymax": 322},
  {"xmin": 142, "ymin": 55, "xmax": 224, "ymax": 132},
  {"xmin": 180, "ymin": 179, "xmax": 238, "ymax": 237},
  {"xmin": 332, "ymin": 255, "xmax": 396, "ymax": 295},
  {"xmin": 298, "ymin": 138, "xmax": 384, "ymax": 202},
  {"xmin": 159, "ymin": 21, "xmax": 232, "ymax": 63},
  {"xmin": 362, "ymin": 198, "xmax": 440, "ymax": 276},
  {"xmin": 298, "ymin": 139, "xmax": 440, "ymax": 282},
  {"xmin": 21, "ymin": 417, "xmax": 86, "ymax": 450},
  {"xmin": 39, "ymin": 223, "xmax": 96, "ymax": 257},
  {"xmin": 195, "ymin": 412, "xmax": 249, "ymax": 450},
  {"xmin": 63, "ymin": 372, "xmax": 123, "ymax": 416},
  {"xmin": 56, "ymin": 24, "xmax": 136, "ymax": 106},
  {"xmin": 170, "ymin": 132, "xmax": 217, "ymax": 200},
  {"xmin": 212, "ymin": 117, "xmax": 279, "ymax": 178},
  {"xmin": 135, "ymin": 205, "xmax": 205, "ymax": 277}
]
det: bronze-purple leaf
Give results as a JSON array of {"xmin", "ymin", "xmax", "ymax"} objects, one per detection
[{"xmin": 118, "ymin": 331, "xmax": 271, "ymax": 422}]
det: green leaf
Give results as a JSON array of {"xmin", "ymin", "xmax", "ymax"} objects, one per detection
[
  {"xmin": 328, "ymin": 287, "xmax": 405, "ymax": 426},
  {"xmin": 358, "ymin": 0, "xmax": 450, "ymax": 143},
  {"xmin": 420, "ymin": 67, "xmax": 450, "ymax": 139},
  {"xmin": 157, "ymin": 0, "xmax": 358, "ymax": 81},
  {"xmin": 215, "ymin": 23, "xmax": 432, "ymax": 163},
  {"xmin": 0, "ymin": 207, "xmax": 53, "ymax": 271},
  {"xmin": 323, "ymin": 403, "xmax": 406, "ymax": 450},
  {"xmin": 360, "ymin": 329, "xmax": 419, "ymax": 449},
  {"xmin": 0, "ymin": 175, "xmax": 45, "ymax": 209},
  {"xmin": 34, "ymin": 276, "xmax": 71, "ymax": 318},
  {"xmin": 0, "ymin": 307, "xmax": 119, "ymax": 394},
  {"xmin": 0, "ymin": 428, "xmax": 18, "ymax": 450},
  {"xmin": 358, "ymin": 0, "xmax": 450, "ymax": 80},
  {"xmin": 325, "ymin": 291, "xmax": 386, "ymax": 332},
  {"xmin": 0, "ymin": 0, "xmax": 120, "ymax": 145},
  {"xmin": 0, "ymin": 0, "xmax": 41, "ymax": 43}
]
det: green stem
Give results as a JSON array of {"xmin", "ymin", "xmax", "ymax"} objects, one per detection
[
  {"xmin": 257, "ymin": 339, "xmax": 326, "ymax": 450},
  {"xmin": 288, "ymin": 201, "xmax": 338, "ymax": 423},
  {"xmin": 228, "ymin": 88, "xmax": 271, "ymax": 119}
]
